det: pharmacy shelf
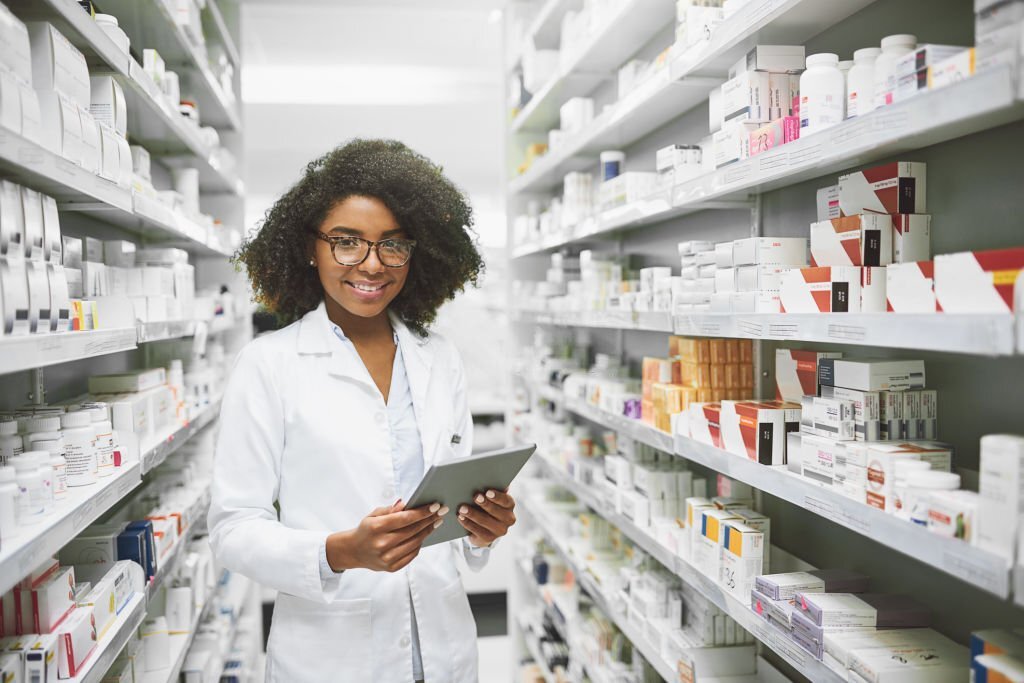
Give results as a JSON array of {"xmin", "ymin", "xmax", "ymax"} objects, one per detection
[
  {"xmin": 0, "ymin": 128, "xmax": 132, "ymax": 211},
  {"xmin": 4, "ymin": 1, "xmax": 242, "ymax": 193},
  {"xmin": 141, "ymin": 593, "xmax": 217, "ymax": 683},
  {"xmin": 146, "ymin": 494, "xmax": 210, "ymax": 603},
  {"xmin": 0, "ymin": 462, "xmax": 142, "ymax": 596},
  {"xmin": 523, "ymin": 469, "xmax": 845, "ymax": 682},
  {"xmin": 0, "ymin": 328, "xmax": 138, "ymax": 377},
  {"xmin": 141, "ymin": 398, "xmax": 222, "ymax": 474},
  {"xmin": 98, "ymin": 0, "xmax": 241, "ymax": 131},
  {"xmin": 203, "ymin": 0, "xmax": 241, "ymax": 67},
  {"xmin": 137, "ymin": 320, "xmax": 199, "ymax": 343},
  {"xmin": 518, "ymin": 617, "xmax": 559, "ymax": 683},
  {"xmin": 510, "ymin": 0, "xmax": 674, "ymax": 134},
  {"xmin": 673, "ymin": 66, "xmax": 1024, "ymax": 208},
  {"xmin": 511, "ymin": 72, "xmax": 722, "ymax": 195},
  {"xmin": 515, "ymin": 309, "xmax": 674, "ymax": 333},
  {"xmin": 548, "ymin": 390, "xmax": 1015, "ymax": 598},
  {"xmin": 73, "ymin": 592, "xmax": 148, "ymax": 683},
  {"xmin": 527, "ymin": 0, "xmax": 581, "ymax": 48},
  {"xmin": 673, "ymin": 312, "xmax": 1019, "ymax": 357}
]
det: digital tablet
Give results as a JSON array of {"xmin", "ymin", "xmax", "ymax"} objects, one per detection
[{"xmin": 405, "ymin": 443, "xmax": 537, "ymax": 547}]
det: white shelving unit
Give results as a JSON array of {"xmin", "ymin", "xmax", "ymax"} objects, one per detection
[
  {"xmin": 140, "ymin": 588, "xmax": 218, "ymax": 683},
  {"xmin": 141, "ymin": 398, "xmax": 223, "ymax": 474},
  {"xmin": 71, "ymin": 592, "xmax": 148, "ymax": 683}
]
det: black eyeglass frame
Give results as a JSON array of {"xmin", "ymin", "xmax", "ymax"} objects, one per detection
[{"xmin": 311, "ymin": 231, "xmax": 417, "ymax": 267}]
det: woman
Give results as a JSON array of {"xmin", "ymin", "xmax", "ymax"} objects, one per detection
[{"xmin": 208, "ymin": 139, "xmax": 517, "ymax": 682}]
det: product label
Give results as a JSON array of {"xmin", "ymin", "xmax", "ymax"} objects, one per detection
[
  {"xmin": 64, "ymin": 436, "xmax": 98, "ymax": 486},
  {"xmin": 96, "ymin": 431, "xmax": 114, "ymax": 476}
]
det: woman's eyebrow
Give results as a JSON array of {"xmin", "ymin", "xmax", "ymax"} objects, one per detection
[{"xmin": 326, "ymin": 226, "xmax": 405, "ymax": 237}]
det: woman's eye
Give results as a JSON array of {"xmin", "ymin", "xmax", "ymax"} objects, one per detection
[{"xmin": 337, "ymin": 238, "xmax": 361, "ymax": 248}]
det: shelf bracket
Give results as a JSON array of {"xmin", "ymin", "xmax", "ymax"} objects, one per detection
[{"xmin": 28, "ymin": 367, "xmax": 46, "ymax": 405}]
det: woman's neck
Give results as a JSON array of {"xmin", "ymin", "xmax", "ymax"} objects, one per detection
[{"xmin": 324, "ymin": 297, "xmax": 393, "ymax": 342}]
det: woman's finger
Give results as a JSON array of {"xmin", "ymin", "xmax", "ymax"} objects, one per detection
[
  {"xmin": 468, "ymin": 495, "xmax": 516, "ymax": 525},
  {"xmin": 458, "ymin": 504, "xmax": 504, "ymax": 536},
  {"xmin": 478, "ymin": 489, "xmax": 515, "ymax": 510},
  {"xmin": 457, "ymin": 514, "xmax": 496, "ymax": 544}
]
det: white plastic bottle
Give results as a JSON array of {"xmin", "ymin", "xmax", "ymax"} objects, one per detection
[
  {"xmin": 0, "ymin": 466, "xmax": 19, "ymax": 540},
  {"xmin": 82, "ymin": 404, "xmax": 115, "ymax": 477},
  {"xmin": 12, "ymin": 455, "xmax": 44, "ymax": 523},
  {"xmin": 26, "ymin": 450, "xmax": 54, "ymax": 513},
  {"xmin": 873, "ymin": 34, "xmax": 916, "ymax": 109},
  {"xmin": 35, "ymin": 439, "xmax": 68, "ymax": 501},
  {"xmin": 847, "ymin": 47, "xmax": 882, "ymax": 118},
  {"xmin": 0, "ymin": 420, "xmax": 23, "ymax": 464},
  {"xmin": 906, "ymin": 470, "xmax": 961, "ymax": 526},
  {"xmin": 800, "ymin": 53, "xmax": 845, "ymax": 137},
  {"xmin": 60, "ymin": 411, "xmax": 98, "ymax": 487},
  {"xmin": 23, "ymin": 415, "xmax": 63, "ymax": 451}
]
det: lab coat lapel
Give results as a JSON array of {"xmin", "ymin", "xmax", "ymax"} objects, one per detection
[
  {"xmin": 297, "ymin": 302, "xmax": 378, "ymax": 393},
  {"xmin": 390, "ymin": 314, "xmax": 442, "ymax": 467}
]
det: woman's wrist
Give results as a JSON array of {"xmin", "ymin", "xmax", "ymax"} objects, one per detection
[{"xmin": 326, "ymin": 530, "xmax": 356, "ymax": 571}]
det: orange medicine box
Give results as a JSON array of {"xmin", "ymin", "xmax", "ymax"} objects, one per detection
[
  {"xmin": 721, "ymin": 400, "xmax": 801, "ymax": 465},
  {"xmin": 710, "ymin": 339, "xmax": 730, "ymax": 365}
]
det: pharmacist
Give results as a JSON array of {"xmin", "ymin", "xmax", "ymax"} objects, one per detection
[{"xmin": 208, "ymin": 139, "xmax": 516, "ymax": 682}]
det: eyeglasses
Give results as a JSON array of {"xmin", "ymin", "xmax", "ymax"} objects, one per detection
[{"xmin": 312, "ymin": 232, "xmax": 416, "ymax": 267}]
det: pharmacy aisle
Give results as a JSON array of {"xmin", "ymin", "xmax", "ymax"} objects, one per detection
[
  {"xmin": 0, "ymin": 1, "xmax": 258, "ymax": 682},
  {"xmin": 505, "ymin": 0, "xmax": 1024, "ymax": 681}
]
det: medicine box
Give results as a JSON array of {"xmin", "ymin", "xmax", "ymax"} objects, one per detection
[
  {"xmin": 57, "ymin": 605, "xmax": 96, "ymax": 678},
  {"xmin": 89, "ymin": 368, "xmax": 167, "ymax": 394},
  {"xmin": 780, "ymin": 266, "xmax": 886, "ymax": 313},
  {"xmin": 713, "ymin": 120, "xmax": 758, "ymax": 167},
  {"xmin": 886, "ymin": 260, "xmax": 936, "ymax": 312},
  {"xmin": 816, "ymin": 185, "xmax": 841, "ymax": 222},
  {"xmin": 719, "ymin": 521, "xmax": 763, "ymax": 599},
  {"xmin": 720, "ymin": 400, "xmax": 799, "ymax": 465},
  {"xmin": 25, "ymin": 632, "xmax": 59, "ymax": 683},
  {"xmin": 812, "ymin": 396, "xmax": 856, "ymax": 441},
  {"xmin": 838, "ymin": 161, "xmax": 927, "ymax": 216},
  {"xmin": 850, "ymin": 641, "xmax": 969, "ymax": 683},
  {"xmin": 775, "ymin": 349, "xmax": 842, "ymax": 402},
  {"xmin": 732, "ymin": 237, "xmax": 808, "ymax": 266},
  {"xmin": 720, "ymin": 70, "xmax": 771, "ymax": 125},
  {"xmin": 30, "ymin": 565, "xmax": 75, "ymax": 633},
  {"xmin": 928, "ymin": 48, "xmax": 976, "ymax": 91},
  {"xmin": 27, "ymin": 23, "xmax": 90, "ymax": 109},
  {"xmin": 694, "ymin": 509, "xmax": 739, "ymax": 580},
  {"xmin": 819, "ymin": 386, "xmax": 881, "ymax": 441},
  {"xmin": 731, "ymin": 45, "xmax": 806, "ymax": 76},
  {"xmin": 894, "ymin": 44, "xmax": 967, "ymax": 79},
  {"xmin": 756, "ymin": 569, "xmax": 869, "ymax": 601},
  {"xmin": 927, "ymin": 489, "xmax": 979, "ymax": 541},
  {"xmin": 810, "ymin": 215, "xmax": 893, "ymax": 267},
  {"xmin": 748, "ymin": 119, "xmax": 785, "ymax": 157},
  {"xmin": 796, "ymin": 592, "xmax": 929, "ymax": 629},
  {"xmin": 977, "ymin": 435, "xmax": 1024, "ymax": 562},
  {"xmin": 934, "ymin": 247, "xmax": 1024, "ymax": 313},
  {"xmin": 731, "ymin": 290, "xmax": 782, "ymax": 313},
  {"xmin": 818, "ymin": 358, "xmax": 926, "ymax": 392},
  {"xmin": 688, "ymin": 402, "xmax": 723, "ymax": 449},
  {"xmin": 801, "ymin": 433, "xmax": 845, "ymax": 486}
]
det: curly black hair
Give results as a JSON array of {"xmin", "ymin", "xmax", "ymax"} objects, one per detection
[{"xmin": 235, "ymin": 139, "xmax": 484, "ymax": 335}]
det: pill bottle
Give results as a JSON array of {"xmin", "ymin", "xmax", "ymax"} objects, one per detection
[
  {"xmin": 26, "ymin": 450, "xmax": 54, "ymax": 513},
  {"xmin": 846, "ymin": 47, "xmax": 881, "ymax": 119},
  {"xmin": 799, "ymin": 53, "xmax": 845, "ymax": 136},
  {"xmin": 81, "ymin": 404, "xmax": 115, "ymax": 477},
  {"xmin": 0, "ymin": 465, "xmax": 19, "ymax": 540},
  {"xmin": 0, "ymin": 420, "xmax": 23, "ymax": 464},
  {"xmin": 906, "ymin": 470, "xmax": 960, "ymax": 527},
  {"xmin": 12, "ymin": 454, "xmax": 44, "ymax": 523},
  {"xmin": 61, "ymin": 411, "xmax": 98, "ymax": 487},
  {"xmin": 23, "ymin": 415, "xmax": 63, "ymax": 451},
  {"xmin": 600, "ymin": 151, "xmax": 625, "ymax": 181},
  {"xmin": 95, "ymin": 14, "xmax": 130, "ymax": 54},
  {"xmin": 873, "ymin": 34, "xmax": 916, "ymax": 109},
  {"xmin": 892, "ymin": 459, "xmax": 932, "ymax": 520},
  {"xmin": 35, "ymin": 439, "xmax": 68, "ymax": 501}
]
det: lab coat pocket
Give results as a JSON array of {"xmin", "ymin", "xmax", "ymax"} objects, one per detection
[
  {"xmin": 267, "ymin": 595, "xmax": 373, "ymax": 682},
  {"xmin": 440, "ymin": 579, "xmax": 478, "ymax": 682}
]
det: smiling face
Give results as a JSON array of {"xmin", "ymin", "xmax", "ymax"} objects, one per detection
[{"xmin": 312, "ymin": 195, "xmax": 411, "ymax": 323}]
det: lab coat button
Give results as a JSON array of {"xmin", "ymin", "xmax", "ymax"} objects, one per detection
[{"xmin": 400, "ymin": 635, "xmax": 410, "ymax": 648}]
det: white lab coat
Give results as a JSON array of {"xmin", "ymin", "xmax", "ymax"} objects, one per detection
[{"xmin": 208, "ymin": 303, "xmax": 486, "ymax": 682}]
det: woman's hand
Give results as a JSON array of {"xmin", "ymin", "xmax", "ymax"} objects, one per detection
[
  {"xmin": 327, "ymin": 500, "xmax": 449, "ymax": 572},
  {"xmin": 457, "ymin": 489, "xmax": 517, "ymax": 548}
]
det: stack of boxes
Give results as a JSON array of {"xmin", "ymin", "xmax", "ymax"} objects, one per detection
[
  {"xmin": 711, "ymin": 46, "xmax": 804, "ymax": 168},
  {"xmin": 674, "ymin": 0, "xmax": 725, "ymax": 53},
  {"xmin": 749, "ymin": 569, "xmax": 970, "ymax": 680},
  {"xmin": 676, "ymin": 240, "xmax": 716, "ymax": 311},
  {"xmin": 643, "ymin": 335, "xmax": 754, "ymax": 433},
  {"xmin": 0, "ymin": 181, "xmax": 71, "ymax": 336},
  {"xmin": 971, "ymin": 629, "xmax": 1024, "ymax": 682},
  {"xmin": 0, "ymin": 5, "xmax": 42, "ymax": 146}
]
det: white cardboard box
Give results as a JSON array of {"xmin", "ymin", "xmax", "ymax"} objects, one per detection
[
  {"xmin": 27, "ymin": 23, "xmax": 90, "ymax": 108},
  {"xmin": 837, "ymin": 161, "xmax": 927, "ymax": 215},
  {"xmin": 886, "ymin": 261, "xmax": 936, "ymax": 312},
  {"xmin": 810, "ymin": 215, "xmax": 893, "ymax": 267},
  {"xmin": 88, "ymin": 75, "xmax": 127, "ymax": 138},
  {"xmin": 934, "ymin": 248, "xmax": 1024, "ymax": 313},
  {"xmin": 732, "ymin": 237, "xmax": 808, "ymax": 266},
  {"xmin": 780, "ymin": 266, "xmax": 886, "ymax": 313}
]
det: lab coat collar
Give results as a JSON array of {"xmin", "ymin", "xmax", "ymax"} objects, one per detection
[{"xmin": 295, "ymin": 302, "xmax": 435, "ymax": 402}]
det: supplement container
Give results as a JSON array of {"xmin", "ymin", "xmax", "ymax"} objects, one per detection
[
  {"xmin": 800, "ymin": 53, "xmax": 845, "ymax": 136},
  {"xmin": 905, "ymin": 469, "xmax": 960, "ymax": 526},
  {"xmin": 27, "ymin": 450, "xmax": 54, "ymax": 512},
  {"xmin": 23, "ymin": 415, "xmax": 63, "ymax": 451},
  {"xmin": 600, "ymin": 151, "xmax": 625, "ymax": 181},
  {"xmin": 95, "ymin": 14, "xmax": 130, "ymax": 54},
  {"xmin": 873, "ymin": 34, "xmax": 916, "ymax": 108},
  {"xmin": 0, "ymin": 420, "xmax": 23, "ymax": 464},
  {"xmin": 12, "ymin": 454, "xmax": 44, "ymax": 523},
  {"xmin": 846, "ymin": 47, "xmax": 881, "ymax": 118},
  {"xmin": 892, "ymin": 459, "xmax": 932, "ymax": 519},
  {"xmin": 35, "ymin": 439, "xmax": 68, "ymax": 500},
  {"xmin": 0, "ymin": 466, "xmax": 18, "ymax": 540},
  {"xmin": 61, "ymin": 411, "xmax": 99, "ymax": 487},
  {"xmin": 81, "ymin": 404, "xmax": 115, "ymax": 477}
]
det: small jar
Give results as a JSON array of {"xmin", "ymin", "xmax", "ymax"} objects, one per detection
[
  {"xmin": 26, "ymin": 450, "xmax": 54, "ymax": 513},
  {"xmin": 873, "ymin": 34, "xmax": 916, "ymax": 109},
  {"xmin": 799, "ymin": 53, "xmax": 845, "ymax": 136},
  {"xmin": 81, "ymin": 404, "xmax": 115, "ymax": 477},
  {"xmin": 0, "ymin": 465, "xmax": 19, "ymax": 540},
  {"xmin": 60, "ymin": 411, "xmax": 99, "ymax": 487},
  {"xmin": 892, "ymin": 459, "xmax": 932, "ymax": 520},
  {"xmin": 34, "ymin": 439, "xmax": 68, "ymax": 501},
  {"xmin": 95, "ymin": 14, "xmax": 130, "ymax": 55},
  {"xmin": 906, "ymin": 470, "xmax": 960, "ymax": 527},
  {"xmin": 847, "ymin": 47, "xmax": 881, "ymax": 118},
  {"xmin": 0, "ymin": 420, "xmax": 23, "ymax": 464},
  {"xmin": 11, "ymin": 454, "xmax": 44, "ymax": 523},
  {"xmin": 600, "ymin": 150, "xmax": 625, "ymax": 181},
  {"xmin": 23, "ymin": 415, "xmax": 63, "ymax": 452}
]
